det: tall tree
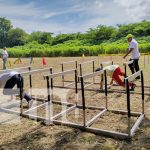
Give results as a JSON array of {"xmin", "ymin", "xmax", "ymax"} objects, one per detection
[
  {"xmin": 7, "ymin": 28, "xmax": 28, "ymax": 47},
  {"xmin": 0, "ymin": 17, "xmax": 13, "ymax": 48},
  {"xmin": 28, "ymin": 31, "xmax": 53, "ymax": 44}
]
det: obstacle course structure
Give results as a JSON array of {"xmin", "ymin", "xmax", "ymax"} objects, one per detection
[{"xmin": 0, "ymin": 60, "xmax": 147, "ymax": 139}]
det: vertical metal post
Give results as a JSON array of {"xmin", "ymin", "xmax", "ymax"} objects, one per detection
[
  {"xmin": 75, "ymin": 70, "xmax": 78, "ymax": 105},
  {"xmin": 28, "ymin": 67, "xmax": 32, "ymax": 98},
  {"xmin": 104, "ymin": 70, "xmax": 108, "ymax": 109},
  {"xmin": 46, "ymin": 76, "xmax": 50, "ymax": 102},
  {"xmin": 75, "ymin": 61, "xmax": 78, "ymax": 70},
  {"xmin": 61, "ymin": 64, "xmax": 64, "ymax": 86},
  {"xmin": 75, "ymin": 70, "xmax": 78, "ymax": 94},
  {"xmin": 81, "ymin": 77, "xmax": 86, "ymax": 127},
  {"xmin": 126, "ymin": 79, "xmax": 131, "ymax": 136},
  {"xmin": 80, "ymin": 64, "xmax": 82, "ymax": 76},
  {"xmin": 141, "ymin": 71, "xmax": 144, "ymax": 114},
  {"xmin": 50, "ymin": 68, "xmax": 53, "ymax": 100},
  {"xmin": 19, "ymin": 74, "xmax": 23, "ymax": 115},
  {"xmin": 93, "ymin": 61, "xmax": 95, "ymax": 83}
]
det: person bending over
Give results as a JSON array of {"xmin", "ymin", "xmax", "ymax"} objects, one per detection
[
  {"xmin": 0, "ymin": 71, "xmax": 33, "ymax": 107},
  {"xmin": 96, "ymin": 65, "xmax": 135, "ymax": 90}
]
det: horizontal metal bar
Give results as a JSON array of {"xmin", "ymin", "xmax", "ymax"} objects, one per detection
[
  {"xmin": 81, "ymin": 70, "xmax": 104, "ymax": 80},
  {"xmin": 0, "ymin": 107, "xmax": 20, "ymax": 115},
  {"xmin": 84, "ymin": 83, "xmax": 94, "ymax": 88},
  {"xmin": 125, "ymin": 70, "xmax": 141, "ymax": 82},
  {"xmin": 108, "ymin": 109, "xmax": 142, "ymax": 117},
  {"xmin": 53, "ymin": 120, "xmax": 84, "ymax": 128},
  {"xmin": 79, "ymin": 60, "xmax": 94, "ymax": 65},
  {"xmin": 23, "ymin": 102, "xmax": 49, "ymax": 114},
  {"xmin": 52, "ymin": 105, "xmax": 76, "ymax": 120},
  {"xmin": 86, "ymin": 127, "xmax": 129, "ymax": 139},
  {"xmin": 100, "ymin": 61, "xmax": 113, "ymax": 65},
  {"xmin": 123, "ymin": 60, "xmax": 133, "ymax": 65},
  {"xmin": 86, "ymin": 109, "xmax": 107, "ymax": 127},
  {"xmin": 52, "ymin": 100, "xmax": 105, "ymax": 110},
  {"xmin": 61, "ymin": 60, "xmax": 77, "ymax": 65},
  {"xmin": 0, "ymin": 66, "xmax": 30, "ymax": 74},
  {"xmin": 22, "ymin": 113, "xmax": 49, "ymax": 121},
  {"xmin": 21, "ymin": 68, "xmax": 52, "ymax": 76},
  {"xmin": 44, "ymin": 69, "xmax": 75, "ymax": 79},
  {"xmin": 65, "ymin": 82, "xmax": 75, "ymax": 87},
  {"xmin": 131, "ymin": 114, "xmax": 144, "ymax": 136},
  {"xmin": 3, "ymin": 101, "xmax": 20, "ymax": 109}
]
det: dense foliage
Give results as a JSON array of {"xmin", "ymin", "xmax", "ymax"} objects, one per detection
[{"xmin": 0, "ymin": 17, "xmax": 150, "ymax": 57}]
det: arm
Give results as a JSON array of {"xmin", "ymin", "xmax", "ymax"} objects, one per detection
[{"xmin": 123, "ymin": 48, "xmax": 134, "ymax": 59}]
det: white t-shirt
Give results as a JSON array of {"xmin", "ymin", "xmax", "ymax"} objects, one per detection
[
  {"xmin": 129, "ymin": 39, "xmax": 140, "ymax": 59},
  {"xmin": 1, "ymin": 50, "xmax": 8, "ymax": 60},
  {"xmin": 0, "ymin": 71, "xmax": 18, "ymax": 88},
  {"xmin": 103, "ymin": 65, "xmax": 119, "ymax": 77}
]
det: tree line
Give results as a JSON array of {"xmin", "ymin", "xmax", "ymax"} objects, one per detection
[{"xmin": 0, "ymin": 17, "xmax": 150, "ymax": 49}]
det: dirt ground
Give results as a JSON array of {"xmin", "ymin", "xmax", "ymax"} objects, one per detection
[{"xmin": 0, "ymin": 55, "xmax": 150, "ymax": 150}]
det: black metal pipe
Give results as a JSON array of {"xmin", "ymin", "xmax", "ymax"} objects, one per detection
[
  {"xmin": 80, "ymin": 64, "xmax": 82, "ymax": 76},
  {"xmin": 46, "ymin": 76, "xmax": 50, "ymax": 102},
  {"xmin": 75, "ymin": 70, "xmax": 78, "ymax": 94},
  {"xmin": 141, "ymin": 71, "xmax": 144, "ymax": 101},
  {"xmin": 18, "ymin": 74, "xmax": 23, "ymax": 114},
  {"xmin": 93, "ymin": 61, "xmax": 95, "ymax": 73},
  {"xmin": 81, "ymin": 77, "xmax": 85, "ymax": 111},
  {"xmin": 126, "ymin": 79, "xmax": 131, "ymax": 118},
  {"xmin": 124, "ymin": 65, "xmax": 127, "ymax": 78},
  {"xmin": 62, "ymin": 64, "xmax": 64, "ymax": 82},
  {"xmin": 50, "ymin": 68, "xmax": 53, "ymax": 90},
  {"xmin": 28, "ymin": 67, "xmax": 32, "ymax": 89},
  {"xmin": 104, "ymin": 70, "xmax": 107, "ymax": 97}
]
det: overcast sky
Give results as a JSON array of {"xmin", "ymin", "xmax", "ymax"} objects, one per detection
[{"xmin": 0, "ymin": 0, "xmax": 150, "ymax": 34}]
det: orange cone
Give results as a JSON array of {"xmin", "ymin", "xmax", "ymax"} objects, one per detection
[{"xmin": 42, "ymin": 57, "xmax": 47, "ymax": 66}]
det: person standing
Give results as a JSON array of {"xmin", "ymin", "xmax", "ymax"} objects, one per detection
[
  {"xmin": 1, "ymin": 47, "xmax": 8, "ymax": 70},
  {"xmin": 123, "ymin": 34, "xmax": 140, "ymax": 79}
]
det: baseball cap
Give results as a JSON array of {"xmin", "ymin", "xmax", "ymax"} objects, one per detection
[{"xmin": 126, "ymin": 34, "xmax": 133, "ymax": 39}]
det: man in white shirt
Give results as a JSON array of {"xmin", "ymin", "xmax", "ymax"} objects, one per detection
[
  {"xmin": 0, "ymin": 71, "xmax": 33, "ymax": 108},
  {"xmin": 1, "ymin": 47, "xmax": 8, "ymax": 70},
  {"xmin": 123, "ymin": 34, "xmax": 140, "ymax": 79}
]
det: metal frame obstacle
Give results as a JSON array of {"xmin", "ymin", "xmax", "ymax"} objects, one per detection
[
  {"xmin": 0, "ymin": 67, "xmax": 53, "ymax": 115},
  {"xmin": 0, "ymin": 62, "xmax": 146, "ymax": 139},
  {"xmin": 23, "ymin": 69, "xmax": 145, "ymax": 139},
  {"xmin": 61, "ymin": 60, "xmax": 78, "ymax": 83}
]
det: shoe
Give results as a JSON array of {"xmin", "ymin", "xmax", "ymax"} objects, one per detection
[
  {"xmin": 135, "ymin": 76, "xmax": 140, "ymax": 80},
  {"xmin": 28, "ymin": 100, "xmax": 33, "ymax": 108},
  {"xmin": 130, "ymin": 83, "xmax": 136, "ymax": 91}
]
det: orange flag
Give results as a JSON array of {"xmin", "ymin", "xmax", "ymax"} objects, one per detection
[{"xmin": 42, "ymin": 57, "xmax": 47, "ymax": 66}]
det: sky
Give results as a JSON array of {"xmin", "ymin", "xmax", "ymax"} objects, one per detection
[{"xmin": 0, "ymin": 0, "xmax": 150, "ymax": 34}]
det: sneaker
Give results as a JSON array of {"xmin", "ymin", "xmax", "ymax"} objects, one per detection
[
  {"xmin": 135, "ymin": 76, "xmax": 140, "ymax": 80},
  {"xmin": 130, "ymin": 83, "xmax": 136, "ymax": 91},
  {"xmin": 28, "ymin": 100, "xmax": 33, "ymax": 108}
]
